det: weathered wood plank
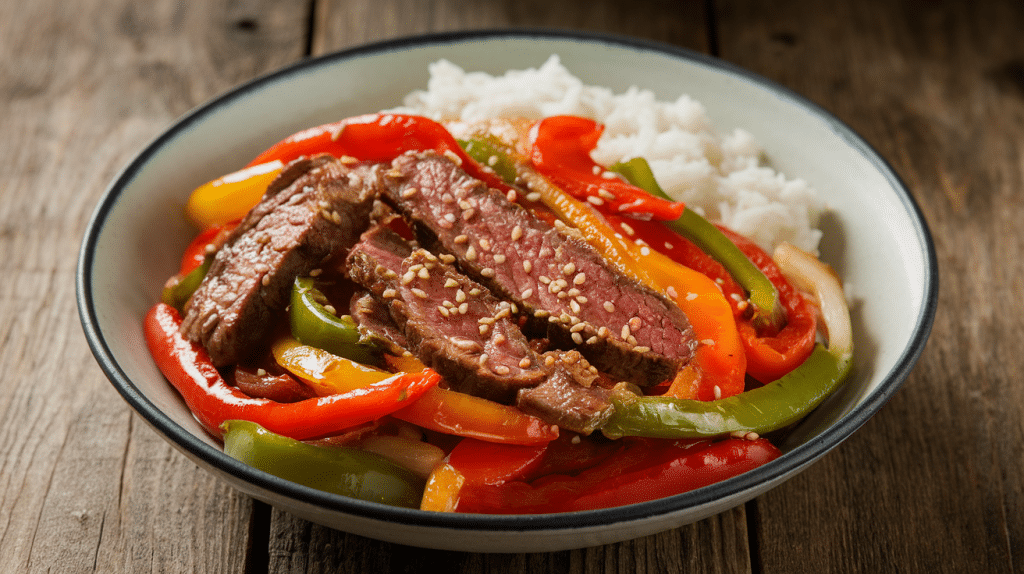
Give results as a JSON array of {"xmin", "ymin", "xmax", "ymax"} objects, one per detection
[
  {"xmin": 0, "ymin": 0, "xmax": 310, "ymax": 572},
  {"xmin": 311, "ymin": 0, "xmax": 709, "ymax": 53},
  {"xmin": 715, "ymin": 0, "xmax": 1024, "ymax": 571},
  {"xmin": 265, "ymin": 505, "xmax": 751, "ymax": 573}
]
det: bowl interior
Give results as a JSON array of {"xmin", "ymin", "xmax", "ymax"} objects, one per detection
[{"xmin": 78, "ymin": 31, "xmax": 936, "ymax": 552}]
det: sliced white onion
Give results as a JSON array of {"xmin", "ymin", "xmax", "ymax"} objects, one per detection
[{"xmin": 773, "ymin": 242, "xmax": 853, "ymax": 359}]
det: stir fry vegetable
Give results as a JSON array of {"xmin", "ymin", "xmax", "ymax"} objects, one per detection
[{"xmin": 150, "ymin": 109, "xmax": 854, "ymax": 514}]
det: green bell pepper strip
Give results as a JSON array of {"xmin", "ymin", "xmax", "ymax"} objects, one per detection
[
  {"xmin": 221, "ymin": 419, "xmax": 425, "ymax": 508},
  {"xmin": 601, "ymin": 344, "xmax": 851, "ymax": 439},
  {"xmin": 610, "ymin": 157, "xmax": 785, "ymax": 331},
  {"xmin": 456, "ymin": 138, "xmax": 519, "ymax": 183},
  {"xmin": 290, "ymin": 276, "xmax": 383, "ymax": 367},
  {"xmin": 161, "ymin": 257, "xmax": 210, "ymax": 311}
]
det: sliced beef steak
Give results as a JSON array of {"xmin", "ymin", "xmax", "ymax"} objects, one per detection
[
  {"xmin": 516, "ymin": 350, "xmax": 613, "ymax": 435},
  {"xmin": 349, "ymin": 291, "xmax": 409, "ymax": 356},
  {"xmin": 347, "ymin": 226, "xmax": 547, "ymax": 403},
  {"xmin": 380, "ymin": 151, "xmax": 697, "ymax": 386},
  {"xmin": 181, "ymin": 155, "xmax": 379, "ymax": 366}
]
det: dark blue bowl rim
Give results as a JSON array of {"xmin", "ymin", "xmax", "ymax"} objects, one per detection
[{"xmin": 76, "ymin": 28, "xmax": 938, "ymax": 534}]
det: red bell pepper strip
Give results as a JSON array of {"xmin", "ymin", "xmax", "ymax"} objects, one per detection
[
  {"xmin": 143, "ymin": 303, "xmax": 440, "ymax": 441},
  {"xmin": 455, "ymin": 437, "xmax": 781, "ymax": 514},
  {"xmin": 246, "ymin": 113, "xmax": 510, "ymax": 192},
  {"xmin": 529, "ymin": 116, "xmax": 686, "ymax": 221},
  {"xmin": 179, "ymin": 222, "xmax": 236, "ymax": 275},
  {"xmin": 446, "ymin": 438, "xmax": 549, "ymax": 486},
  {"xmin": 718, "ymin": 227, "xmax": 818, "ymax": 382}
]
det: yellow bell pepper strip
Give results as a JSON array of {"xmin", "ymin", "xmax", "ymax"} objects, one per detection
[
  {"xmin": 289, "ymin": 277, "xmax": 383, "ymax": 367},
  {"xmin": 529, "ymin": 116, "xmax": 686, "ymax": 221},
  {"xmin": 143, "ymin": 303, "xmax": 440, "ymax": 440},
  {"xmin": 609, "ymin": 156, "xmax": 785, "ymax": 331},
  {"xmin": 391, "ymin": 386, "xmax": 559, "ymax": 446},
  {"xmin": 221, "ymin": 420, "xmax": 425, "ymax": 509},
  {"xmin": 185, "ymin": 160, "xmax": 284, "ymax": 228},
  {"xmin": 516, "ymin": 168, "xmax": 746, "ymax": 400},
  {"xmin": 600, "ymin": 242, "xmax": 853, "ymax": 440},
  {"xmin": 420, "ymin": 463, "xmax": 465, "ymax": 512},
  {"xmin": 270, "ymin": 335, "xmax": 392, "ymax": 397}
]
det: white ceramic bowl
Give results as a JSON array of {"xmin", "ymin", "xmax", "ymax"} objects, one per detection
[{"xmin": 77, "ymin": 30, "xmax": 937, "ymax": 553}]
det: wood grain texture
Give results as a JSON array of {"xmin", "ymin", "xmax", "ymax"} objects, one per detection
[
  {"xmin": 715, "ymin": 0, "xmax": 1024, "ymax": 571},
  {"xmin": 4, "ymin": 0, "xmax": 1023, "ymax": 572},
  {"xmin": 0, "ymin": 0, "xmax": 309, "ymax": 572}
]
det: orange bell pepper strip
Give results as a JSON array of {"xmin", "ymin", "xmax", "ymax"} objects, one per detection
[{"xmin": 143, "ymin": 303, "xmax": 440, "ymax": 440}]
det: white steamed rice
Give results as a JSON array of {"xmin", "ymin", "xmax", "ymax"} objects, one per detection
[{"xmin": 393, "ymin": 55, "xmax": 823, "ymax": 255}]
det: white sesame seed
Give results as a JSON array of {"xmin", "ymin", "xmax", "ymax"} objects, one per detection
[
  {"xmin": 523, "ymin": 260, "xmax": 533, "ymax": 273},
  {"xmin": 745, "ymin": 432, "xmax": 760, "ymax": 441},
  {"xmin": 382, "ymin": 288, "xmax": 397, "ymax": 298},
  {"xmin": 598, "ymin": 189, "xmax": 616, "ymax": 200},
  {"xmin": 443, "ymin": 150, "xmax": 462, "ymax": 165},
  {"xmin": 418, "ymin": 267, "xmax": 430, "ymax": 279},
  {"xmin": 459, "ymin": 303, "xmax": 469, "ymax": 314},
  {"xmin": 479, "ymin": 316, "xmax": 495, "ymax": 325},
  {"xmin": 701, "ymin": 339, "xmax": 716, "ymax": 346},
  {"xmin": 598, "ymin": 326, "xmax": 609, "ymax": 337},
  {"xmin": 640, "ymin": 246, "xmax": 650, "ymax": 256},
  {"xmin": 548, "ymin": 282, "xmax": 562, "ymax": 294},
  {"xmin": 666, "ymin": 286, "xmax": 679, "ymax": 298},
  {"xmin": 444, "ymin": 278, "xmax": 459, "ymax": 288},
  {"xmin": 455, "ymin": 289, "xmax": 466, "ymax": 303},
  {"xmin": 521, "ymin": 288, "xmax": 534, "ymax": 299},
  {"xmin": 494, "ymin": 365, "xmax": 510, "ymax": 375},
  {"xmin": 571, "ymin": 332, "xmax": 584, "ymax": 344},
  {"xmin": 587, "ymin": 196, "xmax": 604, "ymax": 206},
  {"xmin": 493, "ymin": 333, "xmax": 506, "ymax": 345},
  {"xmin": 469, "ymin": 288, "xmax": 482, "ymax": 296},
  {"xmin": 402, "ymin": 187, "xmax": 418, "ymax": 198},
  {"xmin": 455, "ymin": 235, "xmax": 469, "ymax": 244},
  {"xmin": 479, "ymin": 239, "xmax": 491, "ymax": 251},
  {"xmin": 440, "ymin": 253, "xmax": 456, "ymax": 264},
  {"xmin": 323, "ymin": 304, "xmax": 337, "ymax": 315},
  {"xmin": 563, "ymin": 262, "xmax": 576, "ymax": 275},
  {"xmin": 493, "ymin": 253, "xmax": 506, "ymax": 264},
  {"xmin": 620, "ymin": 222, "xmax": 635, "ymax": 236},
  {"xmin": 526, "ymin": 192, "xmax": 541, "ymax": 202},
  {"xmin": 573, "ymin": 273, "xmax": 586, "ymax": 285},
  {"xmin": 511, "ymin": 226, "xmax": 523, "ymax": 241},
  {"xmin": 627, "ymin": 335, "xmax": 637, "ymax": 346},
  {"xmin": 570, "ymin": 323, "xmax": 586, "ymax": 333},
  {"xmin": 466, "ymin": 246, "xmax": 477, "ymax": 261},
  {"xmin": 479, "ymin": 353, "xmax": 489, "ymax": 365},
  {"xmin": 629, "ymin": 317, "xmax": 642, "ymax": 330},
  {"xmin": 401, "ymin": 271, "xmax": 415, "ymax": 285},
  {"xmin": 576, "ymin": 295, "xmax": 588, "ymax": 304},
  {"xmin": 603, "ymin": 301, "xmax": 616, "ymax": 313},
  {"xmin": 479, "ymin": 324, "xmax": 490, "ymax": 335},
  {"xmin": 443, "ymin": 300, "xmax": 455, "ymax": 308},
  {"xmin": 634, "ymin": 345, "xmax": 650, "ymax": 353},
  {"xmin": 261, "ymin": 275, "xmax": 270, "ymax": 286},
  {"xmin": 441, "ymin": 193, "xmax": 455, "ymax": 203},
  {"xmin": 544, "ymin": 355, "xmax": 556, "ymax": 367},
  {"xmin": 481, "ymin": 267, "xmax": 495, "ymax": 278},
  {"xmin": 687, "ymin": 292, "xmax": 699, "ymax": 301},
  {"xmin": 438, "ymin": 306, "xmax": 450, "ymax": 317},
  {"xmin": 519, "ymin": 358, "xmax": 532, "ymax": 368},
  {"xmin": 621, "ymin": 325, "xmax": 631, "ymax": 339},
  {"xmin": 411, "ymin": 288, "xmax": 428, "ymax": 299},
  {"xmin": 570, "ymin": 300, "xmax": 581, "ymax": 314},
  {"xmin": 444, "ymin": 213, "xmax": 456, "ymax": 223},
  {"xmin": 539, "ymin": 275, "xmax": 551, "ymax": 284},
  {"xmin": 535, "ymin": 309, "xmax": 550, "ymax": 318},
  {"xmin": 506, "ymin": 190, "xmax": 517, "ymax": 202},
  {"xmin": 458, "ymin": 200, "xmax": 472, "ymax": 210},
  {"xmin": 463, "ymin": 208, "xmax": 475, "ymax": 219}
]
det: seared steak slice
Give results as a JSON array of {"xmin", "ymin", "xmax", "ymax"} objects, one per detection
[
  {"xmin": 380, "ymin": 151, "xmax": 696, "ymax": 386},
  {"xmin": 347, "ymin": 226, "xmax": 547, "ymax": 403},
  {"xmin": 349, "ymin": 291, "xmax": 409, "ymax": 356},
  {"xmin": 516, "ymin": 351, "xmax": 613, "ymax": 435},
  {"xmin": 182, "ymin": 155, "xmax": 379, "ymax": 366}
]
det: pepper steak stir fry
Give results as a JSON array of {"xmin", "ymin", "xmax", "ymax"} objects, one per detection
[{"xmin": 146, "ymin": 113, "xmax": 853, "ymax": 514}]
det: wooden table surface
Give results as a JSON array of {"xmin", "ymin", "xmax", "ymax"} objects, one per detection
[{"xmin": 2, "ymin": 0, "xmax": 1020, "ymax": 571}]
